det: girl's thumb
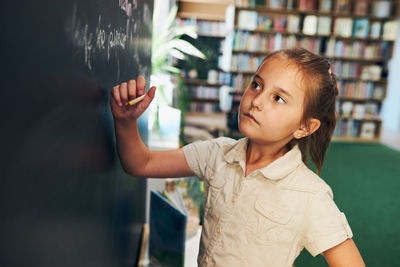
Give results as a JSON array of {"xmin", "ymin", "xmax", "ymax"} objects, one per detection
[{"xmin": 141, "ymin": 86, "xmax": 157, "ymax": 107}]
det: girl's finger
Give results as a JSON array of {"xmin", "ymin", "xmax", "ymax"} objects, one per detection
[
  {"xmin": 119, "ymin": 82, "xmax": 128, "ymax": 106},
  {"xmin": 136, "ymin": 76, "xmax": 146, "ymax": 96},
  {"xmin": 112, "ymin": 85, "xmax": 123, "ymax": 107},
  {"xmin": 128, "ymin": 79, "xmax": 137, "ymax": 100},
  {"xmin": 140, "ymin": 86, "xmax": 157, "ymax": 107}
]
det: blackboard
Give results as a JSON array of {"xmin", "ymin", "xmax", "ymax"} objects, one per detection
[{"xmin": 0, "ymin": 1, "xmax": 153, "ymax": 266}]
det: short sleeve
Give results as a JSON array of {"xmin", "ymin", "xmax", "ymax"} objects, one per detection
[
  {"xmin": 301, "ymin": 187, "xmax": 353, "ymax": 257},
  {"xmin": 182, "ymin": 139, "xmax": 216, "ymax": 181}
]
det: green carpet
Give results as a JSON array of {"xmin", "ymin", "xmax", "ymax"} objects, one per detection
[{"xmin": 294, "ymin": 141, "xmax": 400, "ymax": 266}]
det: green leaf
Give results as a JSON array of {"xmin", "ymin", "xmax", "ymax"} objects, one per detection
[
  {"xmin": 169, "ymin": 39, "xmax": 206, "ymax": 59},
  {"xmin": 169, "ymin": 48, "xmax": 186, "ymax": 60},
  {"xmin": 162, "ymin": 65, "xmax": 180, "ymax": 74}
]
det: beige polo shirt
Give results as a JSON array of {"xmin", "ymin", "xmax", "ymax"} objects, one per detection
[{"xmin": 183, "ymin": 137, "xmax": 353, "ymax": 267}]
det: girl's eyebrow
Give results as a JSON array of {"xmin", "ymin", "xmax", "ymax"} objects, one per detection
[
  {"xmin": 274, "ymin": 86, "xmax": 293, "ymax": 100},
  {"xmin": 253, "ymin": 74, "xmax": 264, "ymax": 86},
  {"xmin": 254, "ymin": 74, "xmax": 293, "ymax": 100}
]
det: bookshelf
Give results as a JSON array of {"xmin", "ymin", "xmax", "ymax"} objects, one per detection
[
  {"xmin": 227, "ymin": 0, "xmax": 398, "ymax": 142},
  {"xmin": 176, "ymin": 9, "xmax": 231, "ymax": 117}
]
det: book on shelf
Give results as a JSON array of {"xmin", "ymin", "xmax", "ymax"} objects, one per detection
[
  {"xmin": 353, "ymin": 19, "xmax": 369, "ymax": 38},
  {"xmin": 237, "ymin": 10, "xmax": 258, "ymax": 30},
  {"xmin": 328, "ymin": 38, "xmax": 384, "ymax": 59},
  {"xmin": 286, "ymin": 15, "xmax": 300, "ymax": 33},
  {"xmin": 360, "ymin": 122, "xmax": 376, "ymax": 139},
  {"xmin": 334, "ymin": 0, "xmax": 351, "ymax": 13},
  {"xmin": 343, "ymin": 81, "xmax": 386, "ymax": 101},
  {"xmin": 371, "ymin": 0, "xmax": 392, "ymax": 18},
  {"xmin": 370, "ymin": 21, "xmax": 382, "ymax": 39},
  {"xmin": 353, "ymin": 0, "xmax": 369, "ymax": 16},
  {"xmin": 150, "ymin": 190, "xmax": 187, "ymax": 267},
  {"xmin": 303, "ymin": 15, "xmax": 318, "ymax": 35},
  {"xmin": 361, "ymin": 65, "xmax": 382, "ymax": 81},
  {"xmin": 257, "ymin": 15, "xmax": 273, "ymax": 31},
  {"xmin": 286, "ymin": 0, "xmax": 295, "ymax": 10},
  {"xmin": 335, "ymin": 119, "xmax": 362, "ymax": 138},
  {"xmin": 273, "ymin": 15, "xmax": 286, "ymax": 31},
  {"xmin": 373, "ymin": 84, "xmax": 385, "ymax": 99},
  {"xmin": 382, "ymin": 20, "xmax": 398, "ymax": 41},
  {"xmin": 299, "ymin": 0, "xmax": 317, "ymax": 11},
  {"xmin": 341, "ymin": 101, "xmax": 354, "ymax": 117},
  {"xmin": 269, "ymin": 0, "xmax": 285, "ymax": 9},
  {"xmin": 352, "ymin": 103, "xmax": 366, "ymax": 119},
  {"xmin": 319, "ymin": 0, "xmax": 332, "ymax": 12},
  {"xmin": 235, "ymin": 0, "xmax": 256, "ymax": 7},
  {"xmin": 334, "ymin": 18, "xmax": 353, "ymax": 37},
  {"xmin": 365, "ymin": 102, "xmax": 379, "ymax": 118},
  {"xmin": 317, "ymin": 16, "xmax": 332, "ymax": 35}
]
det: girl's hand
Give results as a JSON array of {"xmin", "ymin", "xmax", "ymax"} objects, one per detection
[{"xmin": 110, "ymin": 76, "xmax": 156, "ymax": 121}]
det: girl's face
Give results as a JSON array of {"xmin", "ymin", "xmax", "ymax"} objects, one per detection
[{"xmin": 239, "ymin": 57, "xmax": 306, "ymax": 145}]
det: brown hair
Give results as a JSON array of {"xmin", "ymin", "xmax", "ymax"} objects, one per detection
[{"xmin": 260, "ymin": 48, "xmax": 338, "ymax": 175}]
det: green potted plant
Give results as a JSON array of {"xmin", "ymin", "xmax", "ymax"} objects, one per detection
[{"xmin": 149, "ymin": 2, "xmax": 205, "ymax": 147}]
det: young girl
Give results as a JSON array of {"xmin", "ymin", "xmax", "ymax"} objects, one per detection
[{"xmin": 110, "ymin": 48, "xmax": 365, "ymax": 267}]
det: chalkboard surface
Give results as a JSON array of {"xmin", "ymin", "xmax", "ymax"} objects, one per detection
[{"xmin": 0, "ymin": 1, "xmax": 153, "ymax": 266}]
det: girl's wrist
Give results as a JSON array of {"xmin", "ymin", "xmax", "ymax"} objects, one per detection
[{"xmin": 114, "ymin": 117, "xmax": 138, "ymax": 129}]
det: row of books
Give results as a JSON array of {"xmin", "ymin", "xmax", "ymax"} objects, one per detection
[
  {"xmin": 325, "ymin": 38, "xmax": 390, "ymax": 59},
  {"xmin": 175, "ymin": 18, "xmax": 226, "ymax": 36},
  {"xmin": 338, "ymin": 81, "xmax": 385, "ymax": 100},
  {"xmin": 190, "ymin": 86, "xmax": 219, "ymax": 99},
  {"xmin": 330, "ymin": 18, "xmax": 397, "ymax": 40},
  {"xmin": 330, "ymin": 62, "xmax": 383, "ymax": 81},
  {"xmin": 208, "ymin": 70, "xmax": 231, "ymax": 85},
  {"xmin": 339, "ymin": 101, "xmax": 380, "ymax": 119},
  {"xmin": 236, "ymin": 0, "xmax": 393, "ymax": 17},
  {"xmin": 231, "ymin": 73, "xmax": 253, "ymax": 91},
  {"xmin": 334, "ymin": 119, "xmax": 378, "ymax": 139},
  {"xmin": 189, "ymin": 102, "xmax": 221, "ymax": 113},
  {"xmin": 237, "ymin": 10, "xmax": 398, "ymax": 40},
  {"xmin": 231, "ymin": 54, "xmax": 265, "ymax": 72},
  {"xmin": 233, "ymin": 31, "xmax": 322, "ymax": 53}
]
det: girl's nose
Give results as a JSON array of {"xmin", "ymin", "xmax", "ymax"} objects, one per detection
[{"xmin": 251, "ymin": 92, "xmax": 264, "ymax": 110}]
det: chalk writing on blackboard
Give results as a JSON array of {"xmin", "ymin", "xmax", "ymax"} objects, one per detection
[{"xmin": 65, "ymin": 0, "xmax": 151, "ymax": 73}]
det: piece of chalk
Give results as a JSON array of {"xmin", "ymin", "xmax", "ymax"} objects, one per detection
[{"xmin": 128, "ymin": 94, "xmax": 146, "ymax": 106}]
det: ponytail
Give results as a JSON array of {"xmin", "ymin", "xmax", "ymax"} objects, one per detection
[{"xmin": 271, "ymin": 48, "xmax": 338, "ymax": 175}]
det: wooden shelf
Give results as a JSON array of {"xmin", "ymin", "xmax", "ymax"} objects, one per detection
[
  {"xmin": 336, "ymin": 77, "xmax": 388, "ymax": 83},
  {"xmin": 337, "ymin": 97, "xmax": 384, "ymax": 102},
  {"xmin": 235, "ymin": 6, "xmax": 398, "ymax": 21},
  {"xmin": 198, "ymin": 33, "xmax": 226, "ymax": 38},
  {"xmin": 326, "ymin": 56, "xmax": 386, "ymax": 62},
  {"xmin": 338, "ymin": 116, "xmax": 382, "ymax": 122},
  {"xmin": 234, "ymin": 27, "xmax": 395, "ymax": 42},
  {"xmin": 184, "ymin": 79, "xmax": 228, "ymax": 87},
  {"xmin": 332, "ymin": 136, "xmax": 380, "ymax": 143},
  {"xmin": 191, "ymin": 97, "xmax": 220, "ymax": 102},
  {"xmin": 186, "ymin": 112, "xmax": 226, "ymax": 117},
  {"xmin": 232, "ymin": 49, "xmax": 387, "ymax": 63},
  {"xmin": 177, "ymin": 12, "xmax": 226, "ymax": 21}
]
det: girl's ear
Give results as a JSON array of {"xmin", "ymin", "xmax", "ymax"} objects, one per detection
[{"xmin": 293, "ymin": 118, "xmax": 321, "ymax": 139}]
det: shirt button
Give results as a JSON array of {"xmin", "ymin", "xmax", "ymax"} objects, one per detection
[
  {"xmin": 232, "ymin": 196, "xmax": 237, "ymax": 203},
  {"xmin": 217, "ymin": 226, "xmax": 222, "ymax": 233}
]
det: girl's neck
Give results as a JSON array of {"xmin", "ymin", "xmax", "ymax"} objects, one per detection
[{"xmin": 245, "ymin": 139, "xmax": 289, "ymax": 176}]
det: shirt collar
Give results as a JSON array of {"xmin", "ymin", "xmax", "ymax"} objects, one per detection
[{"xmin": 223, "ymin": 137, "xmax": 303, "ymax": 181}]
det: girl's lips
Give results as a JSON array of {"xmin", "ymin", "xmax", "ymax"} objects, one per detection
[{"xmin": 245, "ymin": 113, "xmax": 259, "ymax": 124}]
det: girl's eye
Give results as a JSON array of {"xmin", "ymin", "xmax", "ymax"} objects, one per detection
[
  {"xmin": 251, "ymin": 81, "xmax": 261, "ymax": 91},
  {"xmin": 273, "ymin": 95, "xmax": 286, "ymax": 104}
]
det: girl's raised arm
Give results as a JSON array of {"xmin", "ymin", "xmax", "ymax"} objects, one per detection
[
  {"xmin": 110, "ymin": 76, "xmax": 193, "ymax": 178},
  {"xmin": 323, "ymin": 239, "xmax": 365, "ymax": 267}
]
